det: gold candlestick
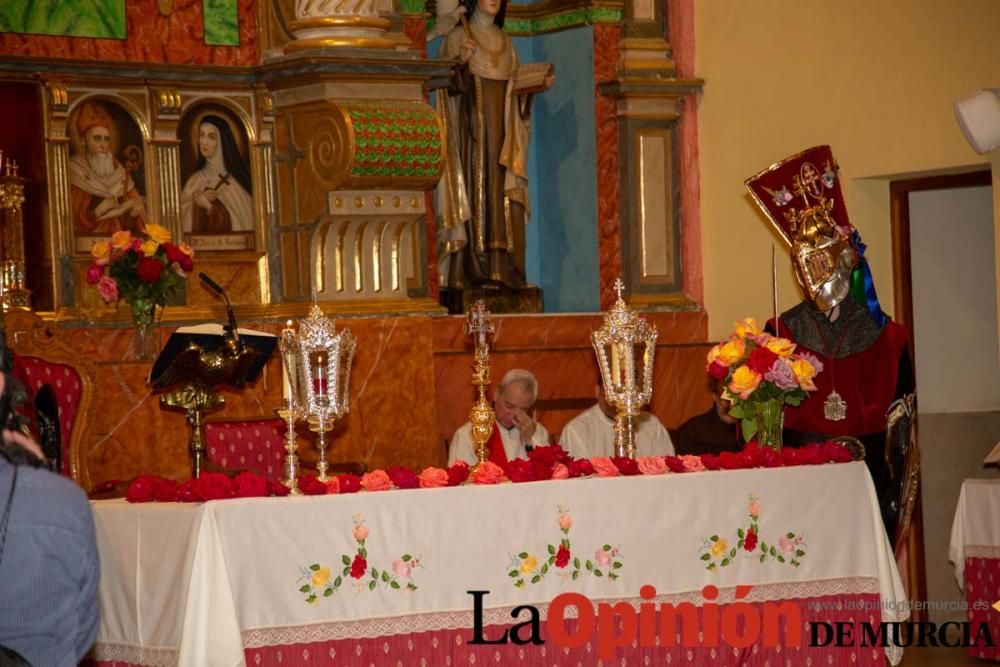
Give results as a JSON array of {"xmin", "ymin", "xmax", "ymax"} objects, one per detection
[
  {"xmin": 278, "ymin": 326, "xmax": 304, "ymax": 495},
  {"xmin": 465, "ymin": 300, "xmax": 496, "ymax": 471}
]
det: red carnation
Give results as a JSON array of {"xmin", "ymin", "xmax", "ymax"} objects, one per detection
[
  {"xmin": 747, "ymin": 347, "xmax": 779, "ymax": 374},
  {"xmin": 612, "ymin": 456, "xmax": 641, "ymax": 476},
  {"xmin": 446, "ymin": 461, "xmax": 470, "ymax": 486},
  {"xmin": 126, "ymin": 474, "xmax": 159, "ymax": 503},
  {"xmin": 528, "ymin": 444, "xmax": 571, "ymax": 467},
  {"xmin": 782, "ymin": 447, "xmax": 803, "ymax": 466},
  {"xmin": 338, "ymin": 473, "xmax": 362, "ymax": 494},
  {"xmin": 137, "ymin": 256, "xmax": 164, "ymax": 283},
  {"xmin": 760, "ymin": 447, "xmax": 784, "ymax": 468},
  {"xmin": 153, "ymin": 477, "xmax": 177, "ymax": 502},
  {"xmin": 193, "ymin": 472, "xmax": 234, "ymax": 501},
  {"xmin": 503, "ymin": 459, "xmax": 535, "ymax": 483},
  {"xmin": 233, "ymin": 471, "xmax": 268, "ymax": 498},
  {"xmin": 176, "ymin": 479, "xmax": 199, "ymax": 502},
  {"xmin": 700, "ymin": 454, "xmax": 722, "ymax": 470},
  {"xmin": 664, "ymin": 456, "xmax": 686, "ymax": 473},
  {"xmin": 268, "ymin": 480, "xmax": 290, "ymax": 497},
  {"xmin": 823, "ymin": 441, "xmax": 854, "ymax": 463},
  {"xmin": 567, "ymin": 458, "xmax": 594, "ymax": 478},
  {"xmin": 350, "ymin": 554, "xmax": 368, "ymax": 579},
  {"xmin": 387, "ymin": 466, "xmax": 420, "ymax": 489},
  {"xmin": 707, "ymin": 361, "xmax": 729, "ymax": 381},
  {"xmin": 299, "ymin": 474, "xmax": 328, "ymax": 495},
  {"xmin": 744, "ymin": 529, "xmax": 759, "ymax": 552},
  {"xmin": 555, "ymin": 544, "xmax": 571, "ymax": 569},
  {"xmin": 718, "ymin": 451, "xmax": 746, "ymax": 470}
]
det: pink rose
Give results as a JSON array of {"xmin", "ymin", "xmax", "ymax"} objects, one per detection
[
  {"xmin": 418, "ymin": 467, "xmax": 449, "ymax": 488},
  {"xmin": 470, "ymin": 461, "xmax": 506, "ymax": 485},
  {"xmin": 85, "ymin": 263, "xmax": 104, "ymax": 284},
  {"xmin": 96, "ymin": 275, "xmax": 119, "ymax": 303},
  {"xmin": 392, "ymin": 560, "xmax": 412, "ymax": 577},
  {"xmin": 637, "ymin": 456, "xmax": 667, "ymax": 475},
  {"xmin": 352, "ymin": 522, "xmax": 369, "ymax": 541},
  {"xmin": 748, "ymin": 498, "xmax": 760, "ymax": 518},
  {"xmin": 550, "ymin": 463, "xmax": 569, "ymax": 480},
  {"xmin": 558, "ymin": 513, "xmax": 573, "ymax": 531},
  {"xmin": 778, "ymin": 535, "xmax": 797, "ymax": 554},
  {"xmin": 679, "ymin": 455, "xmax": 706, "ymax": 472},
  {"xmin": 361, "ymin": 469, "xmax": 392, "ymax": 492},
  {"xmin": 591, "ymin": 457, "xmax": 619, "ymax": 477},
  {"xmin": 594, "ymin": 548, "xmax": 612, "ymax": 567}
]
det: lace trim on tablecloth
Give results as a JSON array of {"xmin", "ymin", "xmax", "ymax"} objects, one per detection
[
  {"xmin": 966, "ymin": 545, "xmax": 1000, "ymax": 559},
  {"xmin": 242, "ymin": 577, "xmax": 883, "ymax": 647},
  {"xmin": 91, "ymin": 642, "xmax": 178, "ymax": 666}
]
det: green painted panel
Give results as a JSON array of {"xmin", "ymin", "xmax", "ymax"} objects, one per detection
[
  {"xmin": 204, "ymin": 0, "xmax": 239, "ymax": 46},
  {"xmin": 0, "ymin": 0, "xmax": 126, "ymax": 39}
]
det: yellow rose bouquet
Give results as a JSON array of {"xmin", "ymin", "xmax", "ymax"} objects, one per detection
[{"xmin": 706, "ymin": 318, "xmax": 824, "ymax": 449}]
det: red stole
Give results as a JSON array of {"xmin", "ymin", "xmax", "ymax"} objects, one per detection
[{"xmin": 487, "ymin": 423, "xmax": 508, "ymax": 465}]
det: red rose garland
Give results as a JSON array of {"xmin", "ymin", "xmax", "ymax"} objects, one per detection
[{"xmin": 121, "ymin": 442, "xmax": 855, "ymax": 503}]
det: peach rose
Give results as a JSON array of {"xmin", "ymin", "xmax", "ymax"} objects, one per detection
[
  {"xmin": 91, "ymin": 241, "xmax": 111, "ymax": 266},
  {"xmin": 679, "ymin": 455, "xmax": 706, "ymax": 472},
  {"xmin": 470, "ymin": 461, "xmax": 505, "ymax": 485},
  {"xmin": 311, "ymin": 566, "xmax": 331, "ymax": 587},
  {"xmin": 706, "ymin": 344, "xmax": 722, "ymax": 365},
  {"xmin": 717, "ymin": 338, "xmax": 746, "ymax": 366},
  {"xmin": 637, "ymin": 456, "xmax": 667, "ymax": 475},
  {"xmin": 591, "ymin": 457, "xmax": 619, "ymax": 477},
  {"xmin": 110, "ymin": 230, "xmax": 132, "ymax": 250},
  {"xmin": 558, "ymin": 513, "xmax": 573, "ymax": 531},
  {"xmin": 352, "ymin": 522, "xmax": 369, "ymax": 541},
  {"xmin": 764, "ymin": 337, "xmax": 797, "ymax": 358},
  {"xmin": 418, "ymin": 467, "xmax": 449, "ymax": 488},
  {"xmin": 361, "ymin": 469, "xmax": 392, "ymax": 492},
  {"xmin": 144, "ymin": 223, "xmax": 171, "ymax": 244},
  {"xmin": 748, "ymin": 498, "xmax": 760, "ymax": 518},
  {"xmin": 734, "ymin": 318, "xmax": 761, "ymax": 339},
  {"xmin": 791, "ymin": 358, "xmax": 818, "ymax": 391},
  {"xmin": 728, "ymin": 365, "xmax": 763, "ymax": 399},
  {"xmin": 551, "ymin": 463, "xmax": 569, "ymax": 480}
]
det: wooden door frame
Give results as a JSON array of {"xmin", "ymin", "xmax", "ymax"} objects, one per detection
[{"xmin": 888, "ymin": 169, "xmax": 992, "ymax": 620}]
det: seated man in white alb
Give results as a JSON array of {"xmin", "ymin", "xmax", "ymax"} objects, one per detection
[
  {"xmin": 448, "ymin": 369, "xmax": 550, "ymax": 466},
  {"xmin": 560, "ymin": 376, "xmax": 674, "ymax": 458}
]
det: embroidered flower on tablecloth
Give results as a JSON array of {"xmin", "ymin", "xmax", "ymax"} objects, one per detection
[
  {"xmin": 508, "ymin": 504, "xmax": 623, "ymax": 589},
  {"xmin": 699, "ymin": 494, "xmax": 806, "ymax": 570},
  {"xmin": 298, "ymin": 515, "xmax": 423, "ymax": 604}
]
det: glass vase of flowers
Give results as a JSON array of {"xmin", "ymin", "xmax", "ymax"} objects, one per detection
[
  {"xmin": 86, "ymin": 224, "xmax": 194, "ymax": 361},
  {"xmin": 706, "ymin": 318, "xmax": 824, "ymax": 451}
]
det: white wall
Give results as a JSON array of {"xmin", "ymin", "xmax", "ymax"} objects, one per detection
[{"xmin": 910, "ymin": 186, "xmax": 1000, "ymax": 413}]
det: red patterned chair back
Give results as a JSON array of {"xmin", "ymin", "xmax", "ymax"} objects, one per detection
[
  {"xmin": 204, "ymin": 418, "xmax": 287, "ymax": 482},
  {"xmin": 5, "ymin": 311, "xmax": 95, "ymax": 490},
  {"xmin": 11, "ymin": 356, "xmax": 82, "ymax": 477}
]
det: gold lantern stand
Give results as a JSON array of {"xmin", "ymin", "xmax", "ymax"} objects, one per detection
[
  {"xmin": 465, "ymin": 300, "xmax": 496, "ymax": 472},
  {"xmin": 591, "ymin": 279, "xmax": 658, "ymax": 459}
]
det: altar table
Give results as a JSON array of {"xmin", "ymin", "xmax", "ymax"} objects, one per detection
[
  {"xmin": 949, "ymin": 477, "xmax": 1000, "ymax": 662},
  {"xmin": 91, "ymin": 462, "xmax": 906, "ymax": 666}
]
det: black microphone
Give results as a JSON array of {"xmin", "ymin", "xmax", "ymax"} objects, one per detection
[{"xmin": 199, "ymin": 272, "xmax": 243, "ymax": 351}]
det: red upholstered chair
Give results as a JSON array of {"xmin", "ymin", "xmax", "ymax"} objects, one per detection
[
  {"xmin": 204, "ymin": 417, "xmax": 367, "ymax": 482},
  {"xmin": 5, "ymin": 311, "xmax": 95, "ymax": 490}
]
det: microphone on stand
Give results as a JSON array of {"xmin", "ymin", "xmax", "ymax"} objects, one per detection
[{"xmin": 199, "ymin": 272, "xmax": 243, "ymax": 352}]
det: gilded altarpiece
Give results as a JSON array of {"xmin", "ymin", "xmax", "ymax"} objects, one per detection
[{"xmin": 40, "ymin": 79, "xmax": 275, "ymax": 315}]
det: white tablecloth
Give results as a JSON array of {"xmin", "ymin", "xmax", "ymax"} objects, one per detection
[
  {"xmin": 92, "ymin": 461, "xmax": 906, "ymax": 666},
  {"xmin": 949, "ymin": 478, "xmax": 1000, "ymax": 590}
]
